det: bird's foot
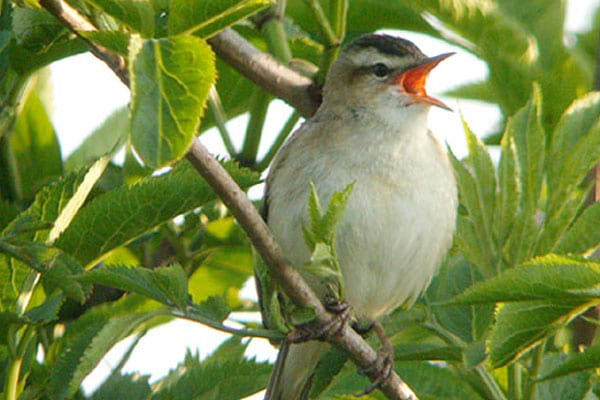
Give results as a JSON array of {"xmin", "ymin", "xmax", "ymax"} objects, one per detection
[
  {"xmin": 287, "ymin": 297, "xmax": 351, "ymax": 343},
  {"xmin": 355, "ymin": 321, "xmax": 395, "ymax": 397}
]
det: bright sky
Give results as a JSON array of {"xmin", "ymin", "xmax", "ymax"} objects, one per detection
[{"xmin": 47, "ymin": 1, "xmax": 597, "ymax": 398}]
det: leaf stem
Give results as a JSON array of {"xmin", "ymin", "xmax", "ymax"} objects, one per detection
[
  {"xmin": 508, "ymin": 363, "xmax": 523, "ymax": 400},
  {"xmin": 524, "ymin": 341, "xmax": 545, "ymax": 400},
  {"xmin": 207, "ymin": 86, "xmax": 237, "ymax": 156},
  {"xmin": 303, "ymin": 0, "xmax": 337, "ymax": 46},
  {"xmin": 168, "ymin": 308, "xmax": 285, "ymax": 341},
  {"xmin": 239, "ymin": 90, "xmax": 271, "ymax": 168},
  {"xmin": 257, "ymin": 111, "xmax": 300, "ymax": 170},
  {"xmin": 474, "ymin": 365, "xmax": 509, "ymax": 400},
  {"xmin": 304, "ymin": 0, "xmax": 346, "ymax": 85},
  {"xmin": 6, "ymin": 325, "xmax": 36, "ymax": 400}
]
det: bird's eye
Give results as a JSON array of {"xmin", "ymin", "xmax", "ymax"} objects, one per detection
[{"xmin": 371, "ymin": 63, "xmax": 389, "ymax": 78}]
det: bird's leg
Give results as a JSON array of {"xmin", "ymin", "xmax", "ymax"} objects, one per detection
[
  {"xmin": 355, "ymin": 321, "xmax": 395, "ymax": 397},
  {"xmin": 287, "ymin": 296, "xmax": 351, "ymax": 343}
]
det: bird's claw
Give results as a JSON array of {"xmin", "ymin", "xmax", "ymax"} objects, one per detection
[{"xmin": 287, "ymin": 298, "xmax": 351, "ymax": 343}]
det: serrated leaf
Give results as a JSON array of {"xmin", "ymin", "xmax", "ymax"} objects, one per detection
[
  {"xmin": 495, "ymin": 135, "xmax": 520, "ymax": 243},
  {"xmin": 23, "ymin": 292, "xmax": 63, "ymax": 323},
  {"xmin": 504, "ymin": 85, "xmax": 545, "ymax": 212},
  {"xmin": 397, "ymin": 361, "xmax": 484, "ymax": 400},
  {"xmin": 150, "ymin": 355, "xmax": 271, "ymax": 400},
  {"xmin": 451, "ymin": 255, "xmax": 600, "ymax": 305},
  {"xmin": 12, "ymin": 8, "xmax": 67, "ymax": 52},
  {"xmin": 554, "ymin": 201, "xmax": 600, "ymax": 254},
  {"xmin": 462, "ymin": 118, "xmax": 497, "ymax": 257},
  {"xmin": 309, "ymin": 347, "xmax": 348, "ymax": 398},
  {"xmin": 81, "ymin": 31, "xmax": 130, "ymax": 56},
  {"xmin": 129, "ymin": 35, "xmax": 216, "ymax": 168},
  {"xmin": 48, "ymin": 312, "xmax": 156, "ymax": 399},
  {"xmin": 85, "ymin": 0, "xmax": 155, "ymax": 37},
  {"xmin": 65, "ymin": 107, "xmax": 129, "ymax": 172},
  {"xmin": 56, "ymin": 162, "xmax": 259, "ymax": 266},
  {"xmin": 538, "ymin": 345, "xmax": 600, "ymax": 381},
  {"xmin": 41, "ymin": 251, "xmax": 90, "ymax": 302},
  {"xmin": 189, "ymin": 245, "xmax": 254, "ymax": 305},
  {"xmin": 92, "ymin": 373, "xmax": 152, "ymax": 400},
  {"xmin": 393, "ymin": 343, "xmax": 462, "ymax": 362},
  {"xmin": 548, "ymin": 92, "xmax": 600, "ymax": 197},
  {"xmin": 168, "ymin": 0, "xmax": 271, "ymax": 37},
  {"xmin": 429, "ymin": 255, "xmax": 494, "ymax": 342},
  {"xmin": 78, "ymin": 264, "xmax": 189, "ymax": 308},
  {"xmin": 0, "ymin": 166, "xmax": 100, "ymax": 309},
  {"xmin": 489, "ymin": 299, "xmax": 592, "ymax": 368},
  {"xmin": 534, "ymin": 353, "xmax": 591, "ymax": 400},
  {"xmin": 192, "ymin": 295, "xmax": 230, "ymax": 322},
  {"xmin": 203, "ymin": 335, "xmax": 248, "ymax": 364},
  {"xmin": 11, "ymin": 91, "xmax": 63, "ymax": 202},
  {"xmin": 449, "ymin": 149, "xmax": 495, "ymax": 271}
]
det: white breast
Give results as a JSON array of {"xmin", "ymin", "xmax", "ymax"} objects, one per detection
[{"xmin": 266, "ymin": 109, "xmax": 457, "ymax": 321}]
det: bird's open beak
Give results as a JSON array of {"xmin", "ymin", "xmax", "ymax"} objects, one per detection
[{"xmin": 395, "ymin": 52, "xmax": 454, "ymax": 111}]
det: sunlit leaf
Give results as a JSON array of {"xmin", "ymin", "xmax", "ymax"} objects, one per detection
[
  {"xmin": 169, "ymin": 0, "xmax": 271, "ymax": 37},
  {"xmin": 129, "ymin": 35, "xmax": 216, "ymax": 168}
]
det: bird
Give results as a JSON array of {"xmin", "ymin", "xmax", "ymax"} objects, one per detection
[{"xmin": 259, "ymin": 33, "xmax": 458, "ymax": 399}]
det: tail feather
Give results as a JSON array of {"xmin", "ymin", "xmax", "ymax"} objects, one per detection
[{"xmin": 265, "ymin": 341, "xmax": 330, "ymax": 400}]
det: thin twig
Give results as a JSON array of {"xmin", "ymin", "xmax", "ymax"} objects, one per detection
[{"xmin": 38, "ymin": 1, "xmax": 417, "ymax": 398}]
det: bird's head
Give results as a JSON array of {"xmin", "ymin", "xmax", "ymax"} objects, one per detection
[{"xmin": 322, "ymin": 34, "xmax": 453, "ymax": 117}]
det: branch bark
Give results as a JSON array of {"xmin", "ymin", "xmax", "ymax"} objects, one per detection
[{"xmin": 38, "ymin": 1, "xmax": 418, "ymax": 399}]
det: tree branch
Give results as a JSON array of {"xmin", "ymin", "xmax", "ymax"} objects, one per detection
[
  {"xmin": 207, "ymin": 28, "xmax": 320, "ymax": 117},
  {"xmin": 38, "ymin": 1, "xmax": 417, "ymax": 398}
]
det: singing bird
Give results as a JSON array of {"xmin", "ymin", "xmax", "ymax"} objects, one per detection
[{"xmin": 259, "ymin": 33, "xmax": 458, "ymax": 399}]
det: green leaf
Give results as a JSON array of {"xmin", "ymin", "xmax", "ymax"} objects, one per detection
[
  {"xmin": 129, "ymin": 35, "xmax": 216, "ymax": 168},
  {"xmin": 504, "ymin": 84, "xmax": 545, "ymax": 211},
  {"xmin": 85, "ymin": 0, "xmax": 155, "ymax": 37},
  {"xmin": 0, "ymin": 163, "xmax": 104, "ymax": 309},
  {"xmin": 488, "ymin": 299, "xmax": 592, "ymax": 368},
  {"xmin": 309, "ymin": 347, "xmax": 349, "ymax": 398},
  {"xmin": 150, "ymin": 354, "xmax": 271, "ymax": 400},
  {"xmin": 55, "ymin": 162, "xmax": 259, "ymax": 266},
  {"xmin": 203, "ymin": 335, "xmax": 248, "ymax": 364},
  {"xmin": 393, "ymin": 343, "xmax": 462, "ymax": 362},
  {"xmin": 41, "ymin": 251, "xmax": 90, "ymax": 302},
  {"xmin": 428, "ymin": 255, "xmax": 494, "ymax": 342},
  {"xmin": 462, "ymin": 118, "xmax": 497, "ymax": 258},
  {"xmin": 169, "ymin": 0, "xmax": 271, "ymax": 37},
  {"xmin": 92, "ymin": 373, "xmax": 152, "ymax": 400},
  {"xmin": 23, "ymin": 292, "xmax": 63, "ymax": 323},
  {"xmin": 193, "ymin": 295, "xmax": 230, "ymax": 322},
  {"xmin": 48, "ymin": 312, "xmax": 157, "ymax": 399},
  {"xmin": 78, "ymin": 264, "xmax": 189, "ymax": 309},
  {"xmin": 548, "ymin": 90, "xmax": 600, "ymax": 196},
  {"xmin": 0, "ymin": 199, "xmax": 19, "ymax": 231},
  {"xmin": 554, "ymin": 201, "xmax": 600, "ymax": 255},
  {"xmin": 65, "ymin": 107, "xmax": 129, "ymax": 172},
  {"xmin": 495, "ymin": 135, "xmax": 520, "ymax": 244},
  {"xmin": 535, "ymin": 353, "xmax": 592, "ymax": 400},
  {"xmin": 450, "ymin": 149, "xmax": 495, "ymax": 272},
  {"xmin": 11, "ymin": 91, "xmax": 62, "ymax": 202},
  {"xmin": 12, "ymin": 8, "xmax": 67, "ymax": 52},
  {"xmin": 443, "ymin": 80, "xmax": 497, "ymax": 103},
  {"xmin": 395, "ymin": 361, "xmax": 483, "ymax": 400},
  {"xmin": 451, "ymin": 255, "xmax": 600, "ymax": 304},
  {"xmin": 189, "ymin": 245, "xmax": 254, "ymax": 306},
  {"xmin": 538, "ymin": 345, "xmax": 600, "ymax": 381},
  {"xmin": 81, "ymin": 31, "xmax": 131, "ymax": 56}
]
